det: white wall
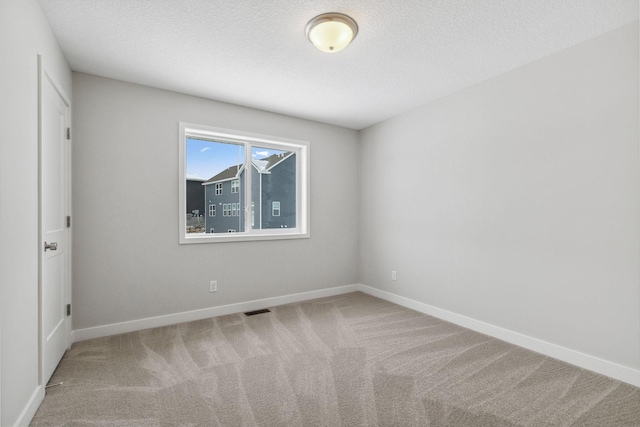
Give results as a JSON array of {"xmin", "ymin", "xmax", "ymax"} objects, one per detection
[
  {"xmin": 71, "ymin": 73, "xmax": 359, "ymax": 330},
  {"xmin": 0, "ymin": 1, "xmax": 72, "ymax": 425},
  {"xmin": 360, "ymin": 23, "xmax": 639, "ymax": 373}
]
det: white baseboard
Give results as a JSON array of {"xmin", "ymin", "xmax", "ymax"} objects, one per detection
[
  {"xmin": 356, "ymin": 284, "xmax": 640, "ymax": 388},
  {"xmin": 73, "ymin": 284, "xmax": 358, "ymax": 342},
  {"xmin": 14, "ymin": 385, "xmax": 43, "ymax": 427}
]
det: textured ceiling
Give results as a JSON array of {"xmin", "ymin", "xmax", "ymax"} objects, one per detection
[{"xmin": 37, "ymin": 0, "xmax": 638, "ymax": 130}]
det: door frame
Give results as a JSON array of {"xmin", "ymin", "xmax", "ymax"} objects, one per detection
[{"xmin": 38, "ymin": 54, "xmax": 72, "ymax": 386}]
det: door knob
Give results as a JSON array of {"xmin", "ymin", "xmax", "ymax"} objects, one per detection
[{"xmin": 44, "ymin": 242, "xmax": 58, "ymax": 251}]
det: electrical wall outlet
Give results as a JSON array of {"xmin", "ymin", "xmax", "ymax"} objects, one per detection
[
  {"xmin": 391, "ymin": 270, "xmax": 397, "ymax": 281},
  {"xmin": 209, "ymin": 280, "xmax": 217, "ymax": 292}
]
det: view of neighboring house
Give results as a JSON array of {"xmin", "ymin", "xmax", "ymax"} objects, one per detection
[
  {"xmin": 202, "ymin": 152, "xmax": 296, "ymax": 233},
  {"xmin": 185, "ymin": 173, "xmax": 206, "ymax": 216}
]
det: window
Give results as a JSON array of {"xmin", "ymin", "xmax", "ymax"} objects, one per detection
[{"xmin": 179, "ymin": 122, "xmax": 309, "ymax": 243}]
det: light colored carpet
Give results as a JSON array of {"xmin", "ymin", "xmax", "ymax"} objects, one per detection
[{"xmin": 32, "ymin": 292, "xmax": 640, "ymax": 426}]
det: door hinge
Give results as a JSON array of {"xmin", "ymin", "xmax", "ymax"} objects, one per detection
[
  {"xmin": 67, "ymin": 215, "xmax": 71, "ymax": 228},
  {"xmin": 66, "ymin": 304, "xmax": 71, "ymax": 316},
  {"xmin": 67, "ymin": 127, "xmax": 71, "ymax": 140}
]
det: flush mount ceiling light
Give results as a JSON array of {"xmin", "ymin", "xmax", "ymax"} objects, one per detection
[{"xmin": 306, "ymin": 12, "xmax": 358, "ymax": 53}]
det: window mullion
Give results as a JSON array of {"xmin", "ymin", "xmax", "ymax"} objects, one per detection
[{"xmin": 244, "ymin": 142, "xmax": 253, "ymax": 234}]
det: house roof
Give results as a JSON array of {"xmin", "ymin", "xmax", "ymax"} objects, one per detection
[
  {"xmin": 204, "ymin": 152, "xmax": 293, "ymax": 185},
  {"xmin": 262, "ymin": 152, "xmax": 293, "ymax": 171},
  {"xmin": 203, "ymin": 165, "xmax": 242, "ymax": 185},
  {"xmin": 186, "ymin": 173, "xmax": 207, "ymax": 181}
]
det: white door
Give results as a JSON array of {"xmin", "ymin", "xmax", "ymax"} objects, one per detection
[{"xmin": 40, "ymin": 62, "xmax": 70, "ymax": 385}]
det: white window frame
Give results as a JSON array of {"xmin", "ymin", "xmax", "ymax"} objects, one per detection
[
  {"xmin": 179, "ymin": 122, "xmax": 310, "ymax": 244},
  {"xmin": 231, "ymin": 179, "xmax": 239, "ymax": 194},
  {"xmin": 272, "ymin": 201, "xmax": 280, "ymax": 217},
  {"xmin": 215, "ymin": 183, "xmax": 222, "ymax": 195},
  {"xmin": 209, "ymin": 204, "xmax": 215, "ymax": 217}
]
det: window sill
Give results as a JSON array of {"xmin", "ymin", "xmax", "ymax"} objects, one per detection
[{"xmin": 179, "ymin": 230, "xmax": 310, "ymax": 244}]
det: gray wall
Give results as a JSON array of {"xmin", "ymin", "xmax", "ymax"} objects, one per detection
[
  {"xmin": 72, "ymin": 73, "xmax": 359, "ymax": 330},
  {"xmin": 0, "ymin": 1, "xmax": 72, "ymax": 425},
  {"xmin": 359, "ymin": 23, "xmax": 639, "ymax": 370}
]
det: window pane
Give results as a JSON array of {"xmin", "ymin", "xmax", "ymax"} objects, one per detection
[
  {"xmin": 186, "ymin": 138, "xmax": 245, "ymax": 234},
  {"xmin": 251, "ymin": 146, "xmax": 296, "ymax": 230}
]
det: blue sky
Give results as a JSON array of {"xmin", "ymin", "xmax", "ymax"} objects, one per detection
[{"xmin": 186, "ymin": 138, "xmax": 286, "ymax": 180}]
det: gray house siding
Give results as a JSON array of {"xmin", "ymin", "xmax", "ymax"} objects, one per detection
[
  {"xmin": 205, "ymin": 153, "xmax": 296, "ymax": 233},
  {"xmin": 258, "ymin": 155, "xmax": 296, "ymax": 229},
  {"xmin": 186, "ymin": 179, "xmax": 205, "ymax": 215},
  {"xmin": 204, "ymin": 175, "xmax": 245, "ymax": 233},
  {"xmin": 251, "ymin": 168, "xmax": 261, "ymax": 228}
]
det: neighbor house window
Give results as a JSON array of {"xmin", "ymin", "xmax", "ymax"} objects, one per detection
[{"xmin": 179, "ymin": 122, "xmax": 309, "ymax": 243}]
